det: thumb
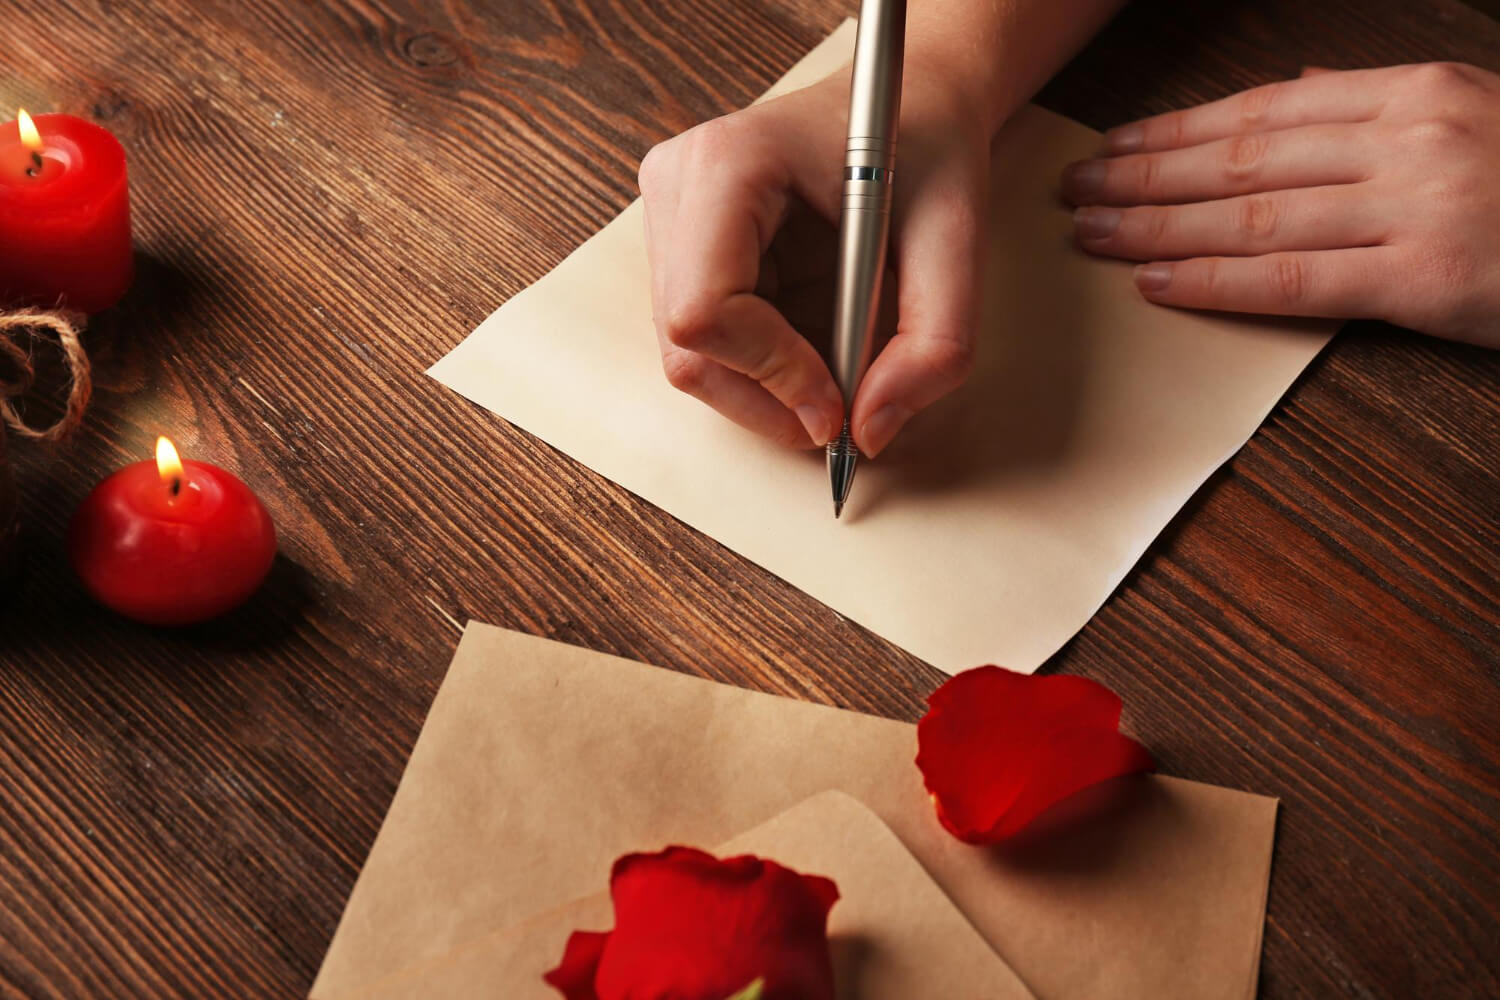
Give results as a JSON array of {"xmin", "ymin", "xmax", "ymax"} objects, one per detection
[{"xmin": 851, "ymin": 172, "xmax": 984, "ymax": 457}]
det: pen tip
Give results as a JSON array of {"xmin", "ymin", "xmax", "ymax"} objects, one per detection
[{"xmin": 834, "ymin": 501, "xmax": 844, "ymax": 519}]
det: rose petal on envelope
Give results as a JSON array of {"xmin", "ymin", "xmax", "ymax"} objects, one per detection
[
  {"xmin": 988, "ymin": 728, "xmax": 1157, "ymax": 841},
  {"xmin": 543, "ymin": 930, "xmax": 609, "ymax": 1000},
  {"xmin": 917, "ymin": 665, "xmax": 1154, "ymax": 844},
  {"xmin": 545, "ymin": 846, "xmax": 838, "ymax": 1000},
  {"xmin": 917, "ymin": 668, "xmax": 1123, "ymax": 835},
  {"xmin": 925, "ymin": 667, "xmax": 1124, "ymax": 733}
]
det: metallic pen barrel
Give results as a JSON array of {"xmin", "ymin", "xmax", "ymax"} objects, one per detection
[
  {"xmin": 828, "ymin": 0, "xmax": 905, "ymax": 517},
  {"xmin": 831, "ymin": 163, "xmax": 895, "ymax": 397}
]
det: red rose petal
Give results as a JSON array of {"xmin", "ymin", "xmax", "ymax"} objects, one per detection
[
  {"xmin": 917, "ymin": 668, "xmax": 1126, "ymax": 837},
  {"xmin": 987, "ymin": 728, "xmax": 1156, "ymax": 841},
  {"xmin": 916, "ymin": 665, "xmax": 1155, "ymax": 844},
  {"xmin": 544, "ymin": 847, "xmax": 838, "ymax": 1000},
  {"xmin": 543, "ymin": 931, "xmax": 609, "ymax": 1000},
  {"xmin": 925, "ymin": 667, "xmax": 1123, "ymax": 732}
]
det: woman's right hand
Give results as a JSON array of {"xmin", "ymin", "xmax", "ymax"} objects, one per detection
[{"xmin": 638, "ymin": 66, "xmax": 991, "ymax": 457}]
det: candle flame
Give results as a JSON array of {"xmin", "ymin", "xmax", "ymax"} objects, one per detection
[
  {"xmin": 156, "ymin": 436, "xmax": 184, "ymax": 493},
  {"xmin": 16, "ymin": 109, "xmax": 41, "ymax": 152}
]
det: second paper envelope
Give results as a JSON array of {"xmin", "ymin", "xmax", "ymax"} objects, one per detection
[
  {"xmin": 312, "ymin": 624, "xmax": 1277, "ymax": 1000},
  {"xmin": 428, "ymin": 21, "xmax": 1332, "ymax": 672}
]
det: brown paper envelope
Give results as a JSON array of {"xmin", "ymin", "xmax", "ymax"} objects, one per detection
[
  {"xmin": 427, "ymin": 20, "xmax": 1334, "ymax": 673},
  {"xmin": 312, "ymin": 624, "xmax": 1277, "ymax": 1000},
  {"xmin": 344, "ymin": 790, "xmax": 1037, "ymax": 1000}
]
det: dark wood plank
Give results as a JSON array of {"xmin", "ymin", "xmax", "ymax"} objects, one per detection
[
  {"xmin": 1, "ymin": 0, "xmax": 1496, "ymax": 997},
  {"xmin": 1462, "ymin": 0, "xmax": 1500, "ymax": 21}
]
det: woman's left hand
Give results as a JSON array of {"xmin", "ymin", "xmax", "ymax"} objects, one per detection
[{"xmin": 1061, "ymin": 62, "xmax": 1500, "ymax": 348}]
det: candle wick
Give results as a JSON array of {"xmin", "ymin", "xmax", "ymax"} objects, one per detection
[
  {"xmin": 29, "ymin": 151, "xmax": 42, "ymax": 169},
  {"xmin": 170, "ymin": 476, "xmax": 182, "ymax": 498}
]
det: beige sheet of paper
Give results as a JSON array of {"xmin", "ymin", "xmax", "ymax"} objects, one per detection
[
  {"xmin": 428, "ymin": 20, "xmax": 1333, "ymax": 674},
  {"xmin": 344, "ymin": 790, "xmax": 1036, "ymax": 1000},
  {"xmin": 312, "ymin": 624, "xmax": 1277, "ymax": 1000}
]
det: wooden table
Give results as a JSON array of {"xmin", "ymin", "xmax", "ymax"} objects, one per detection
[{"xmin": 2, "ymin": 0, "xmax": 1496, "ymax": 996}]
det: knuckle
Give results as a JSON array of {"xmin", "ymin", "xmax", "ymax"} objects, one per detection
[
  {"xmin": 661, "ymin": 350, "xmax": 711, "ymax": 395},
  {"xmin": 1223, "ymin": 134, "xmax": 1269, "ymax": 180},
  {"xmin": 1163, "ymin": 111, "xmax": 1188, "ymax": 150},
  {"xmin": 1238, "ymin": 84, "xmax": 1281, "ymax": 127},
  {"xmin": 1377, "ymin": 244, "xmax": 1473, "ymax": 334},
  {"xmin": 1141, "ymin": 206, "xmax": 1171, "ymax": 243},
  {"xmin": 677, "ymin": 114, "xmax": 784, "ymax": 202},
  {"xmin": 1190, "ymin": 258, "xmax": 1222, "ymax": 299},
  {"xmin": 1237, "ymin": 196, "xmax": 1280, "ymax": 240},
  {"xmin": 1407, "ymin": 62, "xmax": 1474, "ymax": 96},
  {"xmin": 1267, "ymin": 255, "xmax": 1308, "ymax": 303},
  {"xmin": 745, "ymin": 341, "xmax": 793, "ymax": 388},
  {"xmin": 682, "ymin": 116, "xmax": 760, "ymax": 175},
  {"xmin": 1400, "ymin": 118, "xmax": 1472, "ymax": 152},
  {"xmin": 1432, "ymin": 160, "xmax": 1483, "ymax": 203},
  {"xmin": 1419, "ymin": 173, "xmax": 1466, "ymax": 208},
  {"xmin": 685, "ymin": 116, "xmax": 735, "ymax": 158},
  {"xmin": 1135, "ymin": 154, "xmax": 1163, "ymax": 200},
  {"xmin": 637, "ymin": 141, "xmax": 674, "ymax": 194},
  {"xmin": 1414, "ymin": 240, "xmax": 1475, "ymax": 298},
  {"xmin": 915, "ymin": 336, "xmax": 976, "ymax": 388},
  {"xmin": 661, "ymin": 299, "xmax": 717, "ymax": 351}
]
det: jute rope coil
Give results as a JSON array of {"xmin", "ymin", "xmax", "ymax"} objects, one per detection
[{"xmin": 0, "ymin": 308, "xmax": 91, "ymax": 443}]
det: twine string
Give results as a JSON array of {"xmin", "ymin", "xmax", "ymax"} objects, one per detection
[{"xmin": 0, "ymin": 308, "xmax": 91, "ymax": 443}]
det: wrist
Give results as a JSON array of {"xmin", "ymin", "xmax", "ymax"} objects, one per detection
[
  {"xmin": 903, "ymin": 32, "xmax": 1013, "ymax": 138},
  {"xmin": 901, "ymin": 0, "xmax": 1129, "ymax": 138},
  {"xmin": 898, "ymin": 49, "xmax": 1002, "ymax": 152}
]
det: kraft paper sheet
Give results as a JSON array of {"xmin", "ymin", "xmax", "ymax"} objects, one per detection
[
  {"xmin": 344, "ymin": 791, "xmax": 1036, "ymax": 1000},
  {"xmin": 428, "ymin": 20, "xmax": 1333, "ymax": 673},
  {"xmin": 312, "ymin": 624, "xmax": 1277, "ymax": 1000}
]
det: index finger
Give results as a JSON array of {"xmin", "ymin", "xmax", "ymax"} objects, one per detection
[
  {"xmin": 655, "ymin": 132, "xmax": 846, "ymax": 444},
  {"xmin": 1104, "ymin": 66, "xmax": 1401, "ymax": 155}
]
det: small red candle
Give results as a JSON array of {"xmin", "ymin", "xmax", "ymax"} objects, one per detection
[
  {"xmin": 69, "ymin": 437, "xmax": 277, "ymax": 625},
  {"xmin": 0, "ymin": 109, "xmax": 133, "ymax": 314}
]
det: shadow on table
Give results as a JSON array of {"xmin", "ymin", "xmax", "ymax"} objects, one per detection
[
  {"xmin": 78, "ymin": 251, "xmax": 213, "ymax": 394},
  {"xmin": 173, "ymin": 552, "xmax": 314, "ymax": 651},
  {"xmin": 0, "ymin": 535, "xmax": 313, "ymax": 663}
]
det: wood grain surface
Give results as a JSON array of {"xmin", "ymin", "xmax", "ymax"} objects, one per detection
[{"xmin": 1, "ymin": 0, "xmax": 1496, "ymax": 997}]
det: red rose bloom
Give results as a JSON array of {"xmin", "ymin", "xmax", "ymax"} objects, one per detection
[
  {"xmin": 543, "ymin": 846, "xmax": 839, "ymax": 1000},
  {"xmin": 916, "ymin": 665, "xmax": 1155, "ymax": 844}
]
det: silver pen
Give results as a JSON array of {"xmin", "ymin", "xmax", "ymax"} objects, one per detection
[{"xmin": 827, "ymin": 0, "xmax": 906, "ymax": 518}]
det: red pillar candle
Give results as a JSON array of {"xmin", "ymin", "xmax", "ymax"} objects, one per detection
[
  {"xmin": 0, "ymin": 109, "xmax": 133, "ymax": 314},
  {"xmin": 69, "ymin": 437, "xmax": 277, "ymax": 625}
]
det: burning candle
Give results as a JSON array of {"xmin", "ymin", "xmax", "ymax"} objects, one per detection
[
  {"xmin": 68, "ymin": 437, "xmax": 277, "ymax": 625},
  {"xmin": 0, "ymin": 109, "xmax": 133, "ymax": 314}
]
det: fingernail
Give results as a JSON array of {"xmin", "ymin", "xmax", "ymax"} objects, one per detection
[
  {"xmin": 1062, "ymin": 160, "xmax": 1107, "ymax": 199},
  {"xmin": 1073, "ymin": 206, "xmax": 1121, "ymax": 241},
  {"xmin": 860, "ymin": 404, "xmax": 911, "ymax": 458},
  {"xmin": 796, "ymin": 404, "xmax": 835, "ymax": 446},
  {"xmin": 1134, "ymin": 263, "xmax": 1173, "ymax": 293},
  {"xmin": 1105, "ymin": 123, "xmax": 1144, "ymax": 154}
]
